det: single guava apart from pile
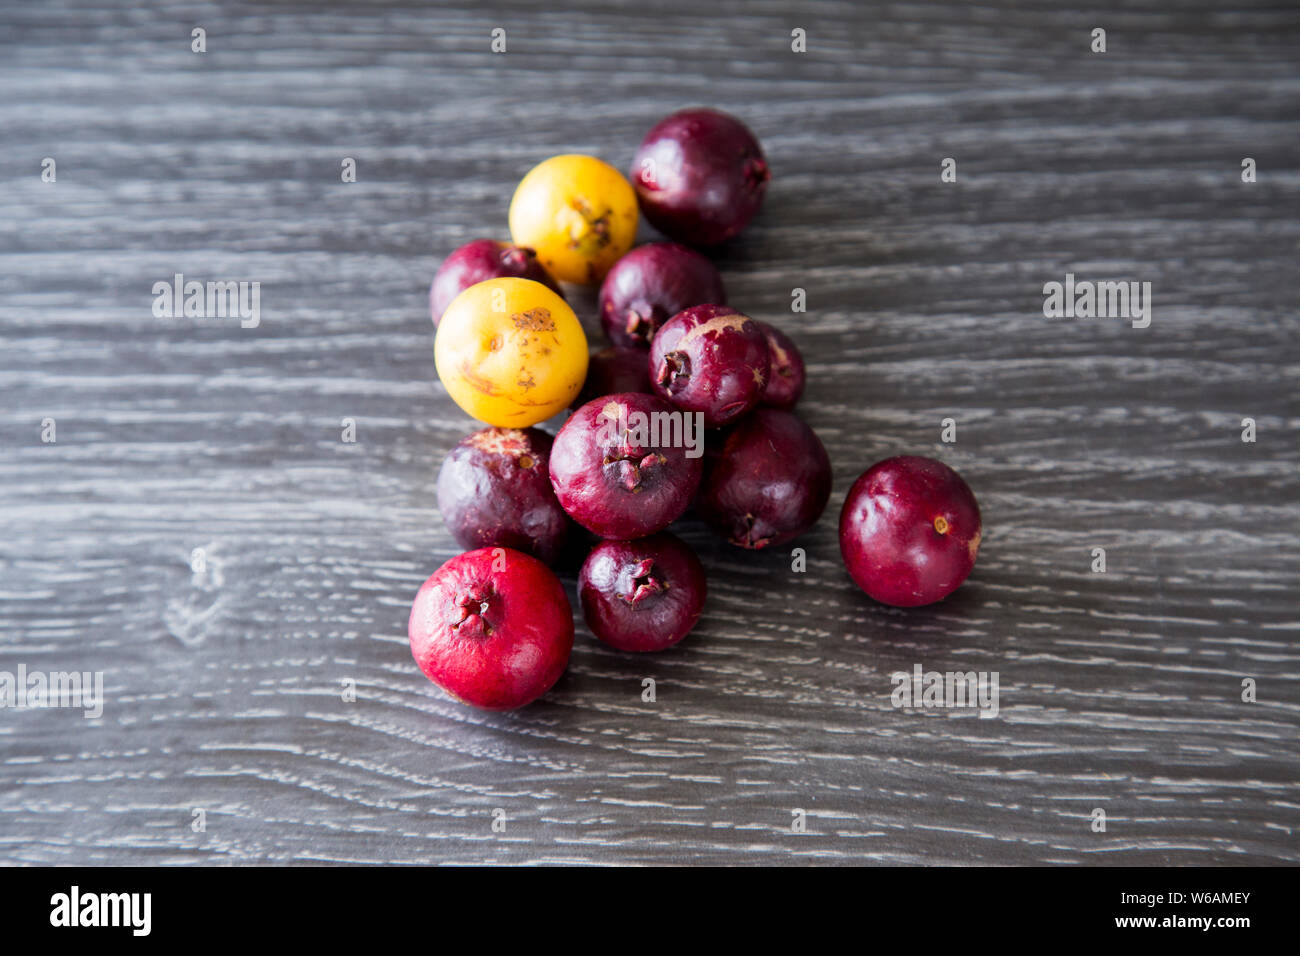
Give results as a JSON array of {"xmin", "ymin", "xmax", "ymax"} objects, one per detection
[
  {"xmin": 579, "ymin": 532, "xmax": 707, "ymax": 652},
  {"xmin": 697, "ymin": 408, "xmax": 831, "ymax": 549},
  {"xmin": 839, "ymin": 456, "xmax": 982, "ymax": 607},
  {"xmin": 549, "ymin": 392, "xmax": 703, "ymax": 539},
  {"xmin": 436, "ymin": 426, "xmax": 570, "ymax": 564},
  {"xmin": 408, "ymin": 547, "xmax": 573, "ymax": 710},
  {"xmin": 430, "ymin": 239, "xmax": 562, "ymax": 327},
  {"xmin": 649, "ymin": 304, "xmax": 770, "ymax": 428},
  {"xmin": 598, "ymin": 241, "xmax": 726, "ymax": 349}
]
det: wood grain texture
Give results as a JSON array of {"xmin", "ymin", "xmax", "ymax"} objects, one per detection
[{"xmin": 1, "ymin": 0, "xmax": 1298, "ymax": 865}]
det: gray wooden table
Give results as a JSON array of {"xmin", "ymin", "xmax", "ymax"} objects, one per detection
[{"xmin": 2, "ymin": 0, "xmax": 1297, "ymax": 865}]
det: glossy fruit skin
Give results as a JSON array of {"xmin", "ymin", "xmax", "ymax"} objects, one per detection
[
  {"xmin": 550, "ymin": 392, "xmax": 703, "ymax": 539},
  {"xmin": 408, "ymin": 547, "xmax": 573, "ymax": 710},
  {"xmin": 839, "ymin": 456, "xmax": 982, "ymax": 608},
  {"xmin": 508, "ymin": 154, "xmax": 639, "ymax": 285},
  {"xmin": 436, "ymin": 427, "xmax": 569, "ymax": 564},
  {"xmin": 649, "ymin": 304, "xmax": 769, "ymax": 428},
  {"xmin": 757, "ymin": 322, "xmax": 805, "ymax": 409},
  {"xmin": 631, "ymin": 108, "xmax": 770, "ymax": 246},
  {"xmin": 698, "ymin": 409, "xmax": 831, "ymax": 549},
  {"xmin": 573, "ymin": 346, "xmax": 652, "ymax": 409},
  {"xmin": 598, "ymin": 242, "xmax": 726, "ymax": 349},
  {"xmin": 435, "ymin": 277, "xmax": 588, "ymax": 427},
  {"xmin": 579, "ymin": 533, "xmax": 706, "ymax": 652},
  {"xmin": 430, "ymin": 240, "xmax": 562, "ymax": 327}
]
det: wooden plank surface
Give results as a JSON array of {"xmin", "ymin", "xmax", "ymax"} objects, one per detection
[{"xmin": 1, "ymin": 0, "xmax": 1298, "ymax": 865}]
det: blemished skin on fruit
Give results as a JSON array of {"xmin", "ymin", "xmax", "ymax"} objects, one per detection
[
  {"xmin": 598, "ymin": 241, "xmax": 726, "ymax": 349},
  {"xmin": 434, "ymin": 277, "xmax": 588, "ymax": 427},
  {"xmin": 650, "ymin": 304, "xmax": 770, "ymax": 427},
  {"xmin": 408, "ymin": 547, "xmax": 574, "ymax": 710},
  {"xmin": 839, "ymin": 456, "xmax": 982, "ymax": 608},
  {"xmin": 436, "ymin": 427, "xmax": 570, "ymax": 564},
  {"xmin": 508, "ymin": 154, "xmax": 639, "ymax": 285},
  {"xmin": 631, "ymin": 107, "xmax": 770, "ymax": 247},
  {"xmin": 697, "ymin": 408, "xmax": 831, "ymax": 549},
  {"xmin": 549, "ymin": 392, "xmax": 703, "ymax": 540},
  {"xmin": 757, "ymin": 321, "xmax": 805, "ymax": 409},
  {"xmin": 579, "ymin": 533, "xmax": 707, "ymax": 652},
  {"xmin": 429, "ymin": 239, "xmax": 562, "ymax": 328}
]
